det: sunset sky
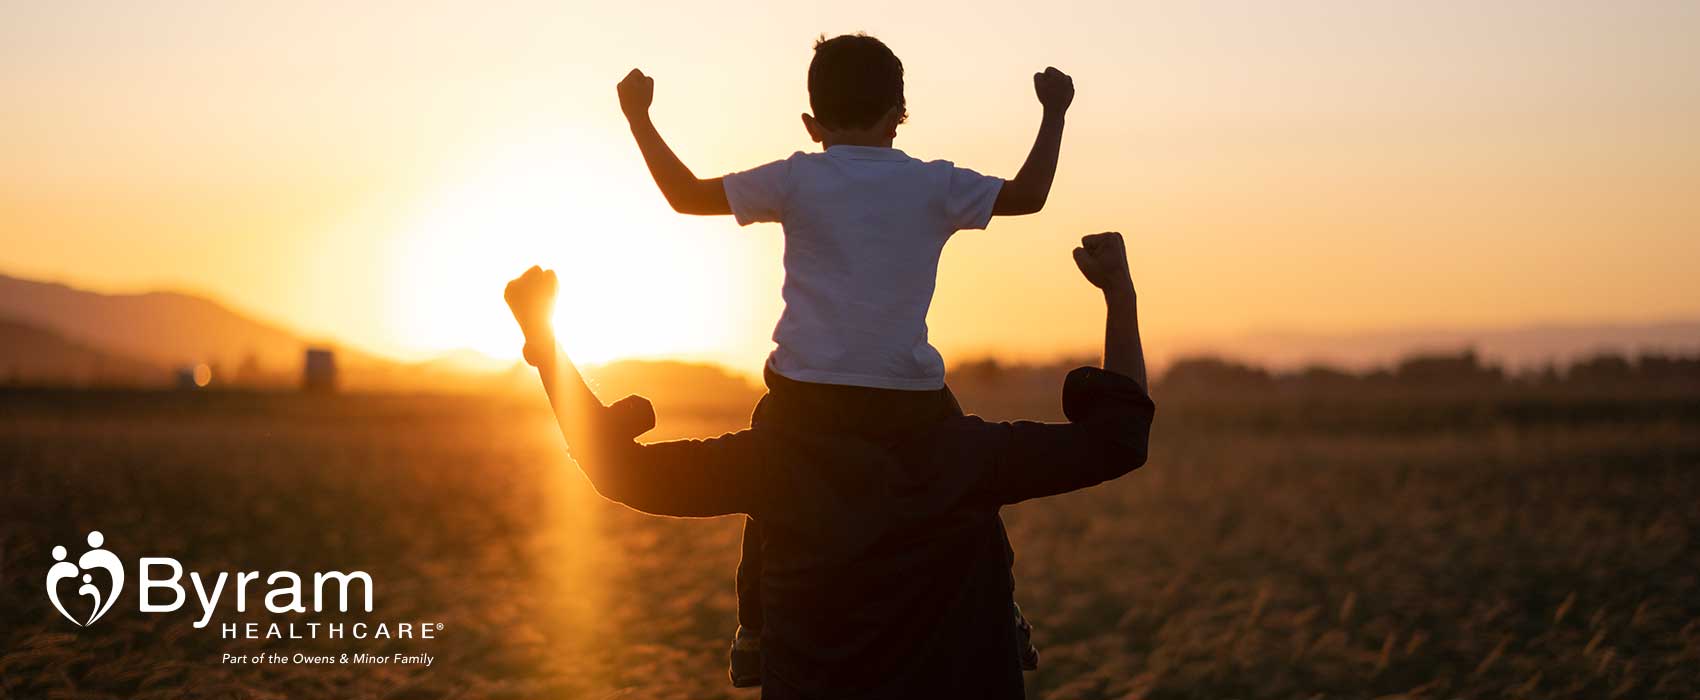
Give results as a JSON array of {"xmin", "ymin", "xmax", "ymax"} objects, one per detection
[{"xmin": 3, "ymin": 1, "xmax": 1697, "ymax": 371}]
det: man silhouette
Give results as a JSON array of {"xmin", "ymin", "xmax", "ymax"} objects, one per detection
[{"xmin": 506, "ymin": 232, "xmax": 1154, "ymax": 698}]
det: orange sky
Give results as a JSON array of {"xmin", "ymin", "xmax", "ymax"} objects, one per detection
[{"xmin": 3, "ymin": 1, "xmax": 1698, "ymax": 371}]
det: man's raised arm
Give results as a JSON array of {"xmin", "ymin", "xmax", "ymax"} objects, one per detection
[
  {"xmin": 973, "ymin": 232, "xmax": 1155, "ymax": 506},
  {"xmin": 504, "ymin": 267, "xmax": 648, "ymax": 473},
  {"xmin": 618, "ymin": 69, "xmax": 732, "ymax": 216},
  {"xmin": 505, "ymin": 266, "xmax": 762, "ymax": 518},
  {"xmin": 1072, "ymin": 231, "xmax": 1147, "ymax": 390}
]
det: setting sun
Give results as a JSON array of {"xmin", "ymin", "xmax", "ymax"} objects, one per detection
[{"xmin": 382, "ymin": 129, "xmax": 760, "ymax": 365}]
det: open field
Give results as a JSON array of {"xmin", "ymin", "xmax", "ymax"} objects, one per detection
[{"xmin": 4, "ymin": 384, "xmax": 1699, "ymax": 699}]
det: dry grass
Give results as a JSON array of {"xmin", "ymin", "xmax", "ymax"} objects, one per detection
[{"xmin": 2, "ymin": 387, "xmax": 1697, "ymax": 699}]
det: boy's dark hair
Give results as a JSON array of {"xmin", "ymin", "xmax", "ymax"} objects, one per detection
[{"xmin": 808, "ymin": 34, "xmax": 907, "ymax": 130}]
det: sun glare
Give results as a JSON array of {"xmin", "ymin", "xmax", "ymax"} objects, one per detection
[{"xmin": 382, "ymin": 130, "xmax": 746, "ymax": 365}]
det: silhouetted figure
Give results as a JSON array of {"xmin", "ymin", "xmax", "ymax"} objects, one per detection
[
  {"xmin": 617, "ymin": 34, "xmax": 1076, "ymax": 685},
  {"xmin": 506, "ymin": 233, "xmax": 1153, "ymax": 698}
]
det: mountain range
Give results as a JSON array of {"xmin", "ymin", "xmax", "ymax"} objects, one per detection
[
  {"xmin": 0, "ymin": 273, "xmax": 321, "ymax": 374},
  {"xmin": 0, "ymin": 272, "xmax": 762, "ymax": 406}
]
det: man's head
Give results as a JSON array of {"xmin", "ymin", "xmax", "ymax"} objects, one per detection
[{"xmin": 803, "ymin": 34, "xmax": 906, "ymax": 146}]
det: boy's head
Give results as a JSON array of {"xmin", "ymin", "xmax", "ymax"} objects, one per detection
[{"xmin": 803, "ymin": 34, "xmax": 906, "ymax": 145}]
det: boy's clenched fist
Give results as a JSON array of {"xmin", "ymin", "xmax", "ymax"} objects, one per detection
[{"xmin": 1034, "ymin": 67, "xmax": 1074, "ymax": 114}]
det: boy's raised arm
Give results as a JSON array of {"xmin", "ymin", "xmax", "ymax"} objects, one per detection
[
  {"xmin": 993, "ymin": 67, "xmax": 1074, "ymax": 217},
  {"xmin": 618, "ymin": 69, "xmax": 732, "ymax": 216}
]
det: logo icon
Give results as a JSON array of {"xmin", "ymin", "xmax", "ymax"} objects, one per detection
[{"xmin": 46, "ymin": 530, "xmax": 125, "ymax": 627}]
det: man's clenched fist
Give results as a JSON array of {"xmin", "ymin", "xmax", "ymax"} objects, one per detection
[
  {"xmin": 617, "ymin": 68, "xmax": 655, "ymax": 120},
  {"xmin": 505, "ymin": 266, "xmax": 558, "ymax": 365},
  {"xmin": 1072, "ymin": 232, "xmax": 1133, "ymax": 295},
  {"xmin": 1034, "ymin": 67, "xmax": 1074, "ymax": 114}
]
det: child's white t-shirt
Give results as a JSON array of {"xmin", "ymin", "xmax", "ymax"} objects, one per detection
[{"xmin": 723, "ymin": 145, "xmax": 1004, "ymax": 391}]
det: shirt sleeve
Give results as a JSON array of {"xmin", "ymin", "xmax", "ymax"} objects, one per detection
[
  {"xmin": 942, "ymin": 163, "xmax": 1005, "ymax": 232},
  {"xmin": 556, "ymin": 392, "xmax": 766, "ymax": 518},
  {"xmin": 974, "ymin": 367, "xmax": 1156, "ymax": 506},
  {"xmin": 722, "ymin": 155, "xmax": 795, "ymax": 226},
  {"xmin": 572, "ymin": 413, "xmax": 899, "ymax": 528},
  {"xmin": 575, "ymin": 426, "xmax": 769, "ymax": 518}
]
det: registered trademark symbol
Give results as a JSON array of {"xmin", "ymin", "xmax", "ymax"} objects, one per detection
[{"xmin": 435, "ymin": 623, "xmax": 444, "ymax": 630}]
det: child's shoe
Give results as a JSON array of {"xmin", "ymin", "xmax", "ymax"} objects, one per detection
[
  {"xmin": 1015, "ymin": 603, "xmax": 1040, "ymax": 671},
  {"xmin": 728, "ymin": 625, "xmax": 762, "ymax": 687}
]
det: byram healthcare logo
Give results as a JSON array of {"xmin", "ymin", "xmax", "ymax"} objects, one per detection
[
  {"xmin": 46, "ymin": 530, "xmax": 124, "ymax": 626},
  {"xmin": 41, "ymin": 529, "xmax": 441, "ymax": 641}
]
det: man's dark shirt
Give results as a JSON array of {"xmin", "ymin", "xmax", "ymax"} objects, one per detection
[{"xmin": 569, "ymin": 367, "xmax": 1156, "ymax": 699}]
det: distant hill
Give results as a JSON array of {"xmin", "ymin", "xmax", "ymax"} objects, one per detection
[
  {"xmin": 0, "ymin": 317, "xmax": 167, "ymax": 386},
  {"xmin": 0, "ymin": 272, "xmax": 765, "ymax": 400},
  {"xmin": 0, "ymin": 273, "xmax": 318, "ymax": 373}
]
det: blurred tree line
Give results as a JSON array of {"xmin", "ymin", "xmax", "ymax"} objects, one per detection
[
  {"xmin": 1158, "ymin": 349, "xmax": 1700, "ymax": 394},
  {"xmin": 948, "ymin": 349, "xmax": 1700, "ymax": 420}
]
